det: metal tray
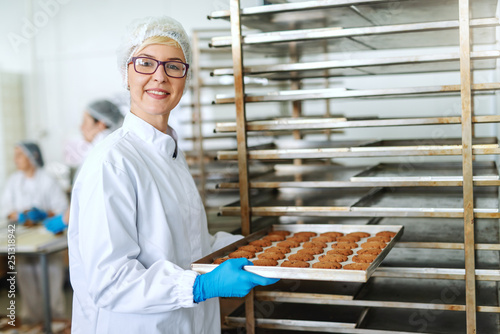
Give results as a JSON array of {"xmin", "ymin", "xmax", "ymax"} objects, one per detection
[{"xmin": 191, "ymin": 224, "xmax": 403, "ymax": 282}]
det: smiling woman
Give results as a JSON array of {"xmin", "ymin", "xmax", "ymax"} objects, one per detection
[{"xmin": 67, "ymin": 15, "xmax": 278, "ymax": 334}]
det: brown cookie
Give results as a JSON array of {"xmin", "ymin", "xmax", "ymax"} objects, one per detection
[
  {"xmin": 213, "ymin": 257, "xmax": 229, "ymax": 264},
  {"xmin": 312, "ymin": 235, "xmax": 336, "ymax": 243},
  {"xmin": 332, "ymin": 242, "xmax": 358, "ymax": 249},
  {"xmin": 258, "ymin": 252, "xmax": 285, "ymax": 260},
  {"xmin": 265, "ymin": 246, "xmax": 291, "ymax": 254},
  {"xmin": 312, "ymin": 261, "xmax": 342, "ymax": 269},
  {"xmin": 353, "ymin": 254, "xmax": 377, "ymax": 263},
  {"xmin": 249, "ymin": 239, "xmax": 272, "ymax": 247},
  {"xmin": 318, "ymin": 254, "xmax": 348, "ymax": 263},
  {"xmin": 361, "ymin": 242, "xmax": 387, "ymax": 249},
  {"xmin": 294, "ymin": 231, "xmax": 317, "ymax": 238},
  {"xmin": 268, "ymin": 230, "xmax": 291, "ymax": 237},
  {"xmin": 228, "ymin": 250, "xmax": 255, "ymax": 259},
  {"xmin": 263, "ymin": 234, "xmax": 286, "ymax": 242},
  {"xmin": 287, "ymin": 235, "xmax": 310, "ymax": 243},
  {"xmin": 327, "ymin": 249, "xmax": 353, "ymax": 256},
  {"xmin": 347, "ymin": 232, "xmax": 371, "ymax": 238},
  {"xmin": 298, "ymin": 247, "xmax": 324, "ymax": 255},
  {"xmin": 303, "ymin": 241, "xmax": 327, "ymax": 249},
  {"xmin": 357, "ymin": 248, "xmax": 382, "ymax": 255},
  {"xmin": 277, "ymin": 240, "xmax": 300, "ymax": 248},
  {"xmin": 344, "ymin": 263, "xmax": 370, "ymax": 270},
  {"xmin": 320, "ymin": 231, "xmax": 344, "ymax": 238},
  {"xmin": 281, "ymin": 260, "xmax": 310, "ymax": 268},
  {"xmin": 238, "ymin": 245, "xmax": 263, "ymax": 253},
  {"xmin": 336, "ymin": 235, "xmax": 361, "ymax": 242},
  {"xmin": 376, "ymin": 231, "xmax": 397, "ymax": 238},
  {"xmin": 367, "ymin": 236, "xmax": 390, "ymax": 243},
  {"xmin": 289, "ymin": 253, "xmax": 314, "ymax": 262},
  {"xmin": 252, "ymin": 259, "xmax": 278, "ymax": 266}
]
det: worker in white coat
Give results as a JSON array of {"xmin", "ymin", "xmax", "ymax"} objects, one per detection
[
  {"xmin": 68, "ymin": 16, "xmax": 278, "ymax": 334},
  {"xmin": 43, "ymin": 99, "xmax": 124, "ymax": 234},
  {"xmin": 0, "ymin": 142, "xmax": 68, "ymax": 324}
]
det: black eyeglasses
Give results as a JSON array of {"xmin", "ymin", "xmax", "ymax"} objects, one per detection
[{"xmin": 128, "ymin": 57, "xmax": 189, "ymax": 78}]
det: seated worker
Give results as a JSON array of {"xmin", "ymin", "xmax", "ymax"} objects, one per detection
[
  {"xmin": 0, "ymin": 141, "xmax": 69, "ymax": 325},
  {"xmin": 44, "ymin": 99, "xmax": 124, "ymax": 234}
]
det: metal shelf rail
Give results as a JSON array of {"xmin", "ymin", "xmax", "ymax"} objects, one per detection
[{"xmin": 207, "ymin": 0, "xmax": 500, "ymax": 333}]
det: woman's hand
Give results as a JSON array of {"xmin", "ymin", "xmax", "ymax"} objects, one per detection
[{"xmin": 193, "ymin": 258, "xmax": 279, "ymax": 303}]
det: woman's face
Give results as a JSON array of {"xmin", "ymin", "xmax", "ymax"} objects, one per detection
[
  {"xmin": 80, "ymin": 112, "xmax": 105, "ymax": 143},
  {"xmin": 14, "ymin": 147, "xmax": 33, "ymax": 171},
  {"xmin": 127, "ymin": 44, "xmax": 186, "ymax": 122}
]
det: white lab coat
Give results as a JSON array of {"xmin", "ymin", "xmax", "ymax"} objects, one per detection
[
  {"xmin": 68, "ymin": 112, "xmax": 241, "ymax": 334},
  {"xmin": 0, "ymin": 169, "xmax": 68, "ymax": 323}
]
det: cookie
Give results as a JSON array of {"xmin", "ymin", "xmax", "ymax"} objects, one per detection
[
  {"xmin": 367, "ymin": 236, "xmax": 390, "ymax": 243},
  {"xmin": 312, "ymin": 261, "xmax": 342, "ymax": 269},
  {"xmin": 332, "ymin": 242, "xmax": 358, "ymax": 249},
  {"xmin": 289, "ymin": 253, "xmax": 314, "ymax": 262},
  {"xmin": 353, "ymin": 254, "xmax": 377, "ymax": 263},
  {"xmin": 336, "ymin": 235, "xmax": 361, "ymax": 242},
  {"xmin": 344, "ymin": 263, "xmax": 370, "ymax": 270},
  {"xmin": 327, "ymin": 249, "xmax": 353, "ymax": 256},
  {"xmin": 376, "ymin": 231, "xmax": 397, "ymax": 238},
  {"xmin": 287, "ymin": 235, "xmax": 310, "ymax": 243},
  {"xmin": 253, "ymin": 259, "xmax": 278, "ymax": 266},
  {"xmin": 298, "ymin": 247, "xmax": 323, "ymax": 255},
  {"xmin": 228, "ymin": 250, "xmax": 255, "ymax": 259},
  {"xmin": 258, "ymin": 252, "xmax": 285, "ymax": 260},
  {"xmin": 320, "ymin": 231, "xmax": 344, "ymax": 238},
  {"xmin": 249, "ymin": 239, "xmax": 272, "ymax": 247},
  {"xmin": 213, "ymin": 257, "xmax": 229, "ymax": 264},
  {"xmin": 263, "ymin": 234, "xmax": 286, "ymax": 242},
  {"xmin": 347, "ymin": 232, "xmax": 371, "ymax": 238},
  {"xmin": 238, "ymin": 245, "xmax": 263, "ymax": 253},
  {"xmin": 294, "ymin": 231, "xmax": 317, "ymax": 238},
  {"xmin": 318, "ymin": 254, "xmax": 348, "ymax": 263},
  {"xmin": 361, "ymin": 241, "xmax": 387, "ymax": 249},
  {"xmin": 357, "ymin": 248, "xmax": 382, "ymax": 255},
  {"xmin": 268, "ymin": 230, "xmax": 291, "ymax": 237},
  {"xmin": 303, "ymin": 241, "xmax": 327, "ymax": 249},
  {"xmin": 281, "ymin": 260, "xmax": 310, "ymax": 268},
  {"xmin": 277, "ymin": 240, "xmax": 300, "ymax": 248},
  {"xmin": 312, "ymin": 235, "xmax": 336, "ymax": 243},
  {"xmin": 265, "ymin": 246, "xmax": 291, "ymax": 254}
]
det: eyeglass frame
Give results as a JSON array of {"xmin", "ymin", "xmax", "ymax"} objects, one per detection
[{"xmin": 128, "ymin": 57, "xmax": 190, "ymax": 78}]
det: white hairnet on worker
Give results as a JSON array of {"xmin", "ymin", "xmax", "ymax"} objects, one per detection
[
  {"xmin": 116, "ymin": 16, "xmax": 192, "ymax": 93},
  {"xmin": 17, "ymin": 141, "xmax": 44, "ymax": 168},
  {"xmin": 87, "ymin": 99, "xmax": 124, "ymax": 131}
]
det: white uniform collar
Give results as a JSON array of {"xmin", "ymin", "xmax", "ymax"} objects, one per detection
[{"xmin": 123, "ymin": 112, "xmax": 178, "ymax": 159}]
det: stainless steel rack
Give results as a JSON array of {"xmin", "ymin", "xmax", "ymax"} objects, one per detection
[{"xmin": 207, "ymin": 0, "xmax": 500, "ymax": 333}]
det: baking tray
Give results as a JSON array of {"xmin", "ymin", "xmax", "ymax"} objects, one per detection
[{"xmin": 191, "ymin": 224, "xmax": 403, "ymax": 282}]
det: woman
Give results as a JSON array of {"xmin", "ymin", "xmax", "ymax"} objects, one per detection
[
  {"xmin": 0, "ymin": 142, "xmax": 68, "ymax": 324},
  {"xmin": 44, "ymin": 99, "xmax": 124, "ymax": 234},
  {"xmin": 68, "ymin": 16, "xmax": 278, "ymax": 334}
]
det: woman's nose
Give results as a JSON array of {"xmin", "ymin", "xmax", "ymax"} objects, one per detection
[{"xmin": 152, "ymin": 64, "xmax": 168, "ymax": 82}]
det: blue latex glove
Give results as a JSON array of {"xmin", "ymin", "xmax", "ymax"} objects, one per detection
[
  {"xmin": 193, "ymin": 258, "xmax": 279, "ymax": 303},
  {"xmin": 17, "ymin": 212, "xmax": 27, "ymax": 225},
  {"xmin": 26, "ymin": 207, "xmax": 48, "ymax": 221},
  {"xmin": 43, "ymin": 215, "xmax": 67, "ymax": 234}
]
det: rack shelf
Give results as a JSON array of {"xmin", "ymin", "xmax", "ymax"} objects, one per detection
[{"xmin": 207, "ymin": 0, "xmax": 500, "ymax": 333}]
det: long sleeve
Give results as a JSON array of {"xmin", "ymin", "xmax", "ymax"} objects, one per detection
[{"xmin": 70, "ymin": 161, "xmax": 197, "ymax": 314}]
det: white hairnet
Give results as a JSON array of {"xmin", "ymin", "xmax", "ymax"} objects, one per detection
[
  {"xmin": 87, "ymin": 100, "xmax": 124, "ymax": 130},
  {"xmin": 17, "ymin": 141, "xmax": 44, "ymax": 168},
  {"xmin": 117, "ymin": 16, "xmax": 192, "ymax": 93}
]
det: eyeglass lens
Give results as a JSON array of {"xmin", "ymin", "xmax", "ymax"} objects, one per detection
[{"xmin": 134, "ymin": 58, "xmax": 187, "ymax": 78}]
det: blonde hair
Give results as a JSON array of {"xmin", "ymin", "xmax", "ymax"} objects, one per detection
[{"xmin": 135, "ymin": 36, "xmax": 183, "ymax": 59}]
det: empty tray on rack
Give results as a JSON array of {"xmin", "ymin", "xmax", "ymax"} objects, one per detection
[{"xmin": 191, "ymin": 224, "xmax": 403, "ymax": 282}]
